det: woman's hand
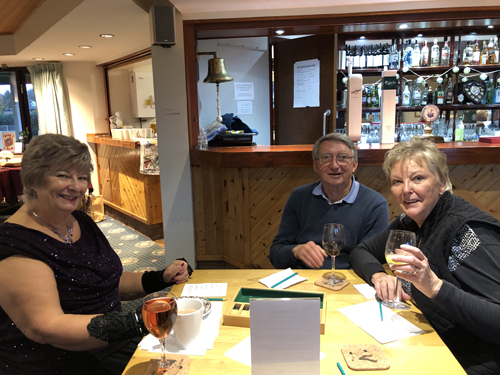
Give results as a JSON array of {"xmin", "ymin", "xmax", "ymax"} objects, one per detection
[
  {"xmin": 162, "ymin": 260, "xmax": 189, "ymax": 285},
  {"xmin": 371, "ymin": 272, "xmax": 411, "ymax": 301},
  {"xmin": 388, "ymin": 244, "xmax": 443, "ymax": 299}
]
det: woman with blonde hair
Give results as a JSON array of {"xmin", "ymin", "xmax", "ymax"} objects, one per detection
[{"xmin": 350, "ymin": 137, "xmax": 500, "ymax": 374}]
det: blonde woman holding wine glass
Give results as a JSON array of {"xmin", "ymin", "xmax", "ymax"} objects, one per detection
[{"xmin": 350, "ymin": 137, "xmax": 500, "ymax": 375}]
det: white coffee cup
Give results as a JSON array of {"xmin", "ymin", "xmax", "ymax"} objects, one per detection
[
  {"xmin": 173, "ymin": 298, "xmax": 203, "ymax": 349},
  {"xmin": 111, "ymin": 128, "xmax": 123, "ymax": 139}
]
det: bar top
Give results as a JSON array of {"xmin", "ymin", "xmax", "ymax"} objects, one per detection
[{"xmin": 190, "ymin": 142, "xmax": 500, "ymax": 168}]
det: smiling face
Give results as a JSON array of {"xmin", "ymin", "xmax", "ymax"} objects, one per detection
[
  {"xmin": 34, "ymin": 168, "xmax": 89, "ymax": 217},
  {"xmin": 390, "ymin": 158, "xmax": 446, "ymax": 227},
  {"xmin": 313, "ymin": 140, "xmax": 358, "ymax": 194}
]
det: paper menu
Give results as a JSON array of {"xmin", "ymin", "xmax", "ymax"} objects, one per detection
[
  {"xmin": 353, "ymin": 283, "xmax": 377, "ymax": 299},
  {"xmin": 338, "ymin": 300, "xmax": 424, "ymax": 344},
  {"xmin": 258, "ymin": 268, "xmax": 307, "ymax": 289}
]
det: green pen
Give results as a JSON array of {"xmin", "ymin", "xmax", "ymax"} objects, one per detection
[{"xmin": 206, "ymin": 298, "xmax": 227, "ymax": 301}]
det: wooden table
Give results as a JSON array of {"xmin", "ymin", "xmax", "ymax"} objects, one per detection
[{"xmin": 122, "ymin": 269, "xmax": 466, "ymax": 375}]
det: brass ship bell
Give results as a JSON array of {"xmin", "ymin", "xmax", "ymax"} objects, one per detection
[{"xmin": 199, "ymin": 52, "xmax": 233, "ymax": 83}]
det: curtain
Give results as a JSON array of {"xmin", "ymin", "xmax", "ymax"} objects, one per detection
[{"xmin": 27, "ymin": 63, "xmax": 72, "ymax": 136}]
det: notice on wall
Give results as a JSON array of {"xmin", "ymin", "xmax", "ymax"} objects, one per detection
[
  {"xmin": 293, "ymin": 59, "xmax": 320, "ymax": 108},
  {"xmin": 237, "ymin": 101, "xmax": 253, "ymax": 115},
  {"xmin": 234, "ymin": 82, "xmax": 254, "ymax": 101}
]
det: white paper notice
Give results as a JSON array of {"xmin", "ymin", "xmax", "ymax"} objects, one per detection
[
  {"xmin": 250, "ymin": 299, "xmax": 320, "ymax": 375},
  {"xmin": 237, "ymin": 101, "xmax": 253, "ymax": 115},
  {"xmin": 180, "ymin": 283, "xmax": 227, "ymax": 297},
  {"xmin": 293, "ymin": 59, "xmax": 320, "ymax": 108},
  {"xmin": 234, "ymin": 82, "xmax": 254, "ymax": 100},
  {"xmin": 258, "ymin": 268, "xmax": 307, "ymax": 289},
  {"xmin": 338, "ymin": 300, "xmax": 424, "ymax": 344},
  {"xmin": 353, "ymin": 284, "xmax": 377, "ymax": 299}
]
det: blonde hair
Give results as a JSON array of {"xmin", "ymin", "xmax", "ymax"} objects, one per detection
[{"xmin": 382, "ymin": 137, "xmax": 452, "ymax": 192}]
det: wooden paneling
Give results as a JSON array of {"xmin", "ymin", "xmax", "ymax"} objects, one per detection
[
  {"xmin": 192, "ymin": 163, "xmax": 500, "ymax": 269},
  {"xmin": 0, "ymin": 0, "xmax": 45, "ymax": 35}
]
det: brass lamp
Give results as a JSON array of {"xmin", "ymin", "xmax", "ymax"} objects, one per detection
[{"xmin": 197, "ymin": 52, "xmax": 233, "ymax": 125}]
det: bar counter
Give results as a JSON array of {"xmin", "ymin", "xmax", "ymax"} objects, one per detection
[{"xmin": 190, "ymin": 142, "xmax": 500, "ymax": 269}]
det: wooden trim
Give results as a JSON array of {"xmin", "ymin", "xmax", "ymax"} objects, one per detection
[
  {"xmin": 104, "ymin": 201, "xmax": 148, "ymax": 224},
  {"xmin": 183, "ymin": 22, "xmax": 199, "ymax": 148},
  {"xmin": 97, "ymin": 48, "xmax": 152, "ymax": 69},
  {"xmin": 104, "ymin": 204, "xmax": 164, "ymax": 241},
  {"xmin": 87, "ymin": 135, "xmax": 139, "ymax": 149}
]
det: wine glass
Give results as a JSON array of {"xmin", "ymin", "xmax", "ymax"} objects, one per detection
[
  {"xmin": 142, "ymin": 291, "xmax": 178, "ymax": 371},
  {"xmin": 383, "ymin": 229, "xmax": 416, "ymax": 310},
  {"xmin": 322, "ymin": 223, "xmax": 346, "ymax": 286}
]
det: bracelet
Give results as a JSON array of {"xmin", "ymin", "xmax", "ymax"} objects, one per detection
[
  {"xmin": 141, "ymin": 259, "xmax": 194, "ymax": 294},
  {"xmin": 87, "ymin": 305, "xmax": 146, "ymax": 343}
]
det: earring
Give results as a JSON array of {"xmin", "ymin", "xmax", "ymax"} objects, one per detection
[{"xmin": 31, "ymin": 189, "xmax": 37, "ymax": 199}]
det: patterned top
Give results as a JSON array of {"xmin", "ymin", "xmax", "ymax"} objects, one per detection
[{"xmin": 0, "ymin": 210, "xmax": 124, "ymax": 374}]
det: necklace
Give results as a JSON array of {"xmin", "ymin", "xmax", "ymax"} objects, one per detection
[{"xmin": 31, "ymin": 211, "xmax": 74, "ymax": 244}]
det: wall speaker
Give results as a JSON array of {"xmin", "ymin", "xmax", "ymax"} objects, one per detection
[{"xmin": 150, "ymin": 6, "xmax": 176, "ymax": 47}]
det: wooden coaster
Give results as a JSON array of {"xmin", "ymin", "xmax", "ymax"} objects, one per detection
[
  {"xmin": 314, "ymin": 278, "xmax": 350, "ymax": 291},
  {"xmin": 341, "ymin": 344, "xmax": 390, "ymax": 371},
  {"xmin": 143, "ymin": 355, "xmax": 190, "ymax": 375}
]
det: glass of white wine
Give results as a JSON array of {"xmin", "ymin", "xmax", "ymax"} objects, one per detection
[
  {"xmin": 383, "ymin": 229, "xmax": 416, "ymax": 310},
  {"xmin": 322, "ymin": 223, "xmax": 346, "ymax": 286}
]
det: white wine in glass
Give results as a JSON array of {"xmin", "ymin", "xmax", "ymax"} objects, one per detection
[
  {"xmin": 322, "ymin": 223, "xmax": 346, "ymax": 286},
  {"xmin": 383, "ymin": 229, "xmax": 416, "ymax": 310}
]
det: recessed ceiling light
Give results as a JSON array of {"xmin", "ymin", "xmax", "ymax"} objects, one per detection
[
  {"xmin": 470, "ymin": 32, "xmax": 477, "ymax": 35},
  {"xmin": 417, "ymin": 34, "xmax": 423, "ymax": 37},
  {"xmin": 360, "ymin": 36, "xmax": 365, "ymax": 39},
  {"xmin": 399, "ymin": 24, "xmax": 409, "ymax": 29},
  {"xmin": 63, "ymin": 53, "xmax": 75, "ymax": 56},
  {"xmin": 33, "ymin": 57, "xmax": 44, "ymax": 61},
  {"xmin": 275, "ymin": 30, "xmax": 285, "ymax": 35},
  {"xmin": 99, "ymin": 34, "xmax": 115, "ymax": 38},
  {"xmin": 79, "ymin": 45, "xmax": 92, "ymax": 49},
  {"xmin": 488, "ymin": 25, "xmax": 494, "ymax": 29}
]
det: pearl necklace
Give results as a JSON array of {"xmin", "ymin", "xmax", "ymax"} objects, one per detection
[{"xmin": 32, "ymin": 211, "xmax": 74, "ymax": 244}]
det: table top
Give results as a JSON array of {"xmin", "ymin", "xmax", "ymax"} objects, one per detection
[{"xmin": 122, "ymin": 269, "xmax": 466, "ymax": 375}]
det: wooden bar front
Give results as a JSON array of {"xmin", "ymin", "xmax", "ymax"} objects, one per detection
[{"xmin": 190, "ymin": 142, "xmax": 500, "ymax": 269}]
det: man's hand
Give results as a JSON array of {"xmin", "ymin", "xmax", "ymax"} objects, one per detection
[
  {"xmin": 292, "ymin": 241, "xmax": 328, "ymax": 268},
  {"xmin": 163, "ymin": 260, "xmax": 189, "ymax": 285}
]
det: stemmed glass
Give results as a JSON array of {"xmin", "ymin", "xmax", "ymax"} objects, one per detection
[
  {"xmin": 383, "ymin": 229, "xmax": 416, "ymax": 311},
  {"xmin": 142, "ymin": 291, "xmax": 178, "ymax": 372},
  {"xmin": 322, "ymin": 223, "xmax": 346, "ymax": 286}
]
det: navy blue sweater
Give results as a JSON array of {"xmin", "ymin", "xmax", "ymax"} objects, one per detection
[{"xmin": 270, "ymin": 181, "xmax": 389, "ymax": 269}]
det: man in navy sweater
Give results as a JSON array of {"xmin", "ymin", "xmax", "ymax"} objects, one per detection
[{"xmin": 270, "ymin": 133, "xmax": 389, "ymax": 270}]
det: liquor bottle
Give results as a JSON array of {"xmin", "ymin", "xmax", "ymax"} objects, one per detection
[
  {"xmin": 353, "ymin": 46, "xmax": 360, "ymax": 68},
  {"xmin": 409, "ymin": 80, "xmax": 414, "ymax": 106},
  {"xmin": 421, "ymin": 83, "xmax": 429, "ymax": 106},
  {"xmin": 366, "ymin": 45, "xmax": 374, "ymax": 68},
  {"xmin": 427, "ymin": 87, "xmax": 434, "ymax": 105},
  {"xmin": 481, "ymin": 41, "xmax": 489, "ymax": 65},
  {"xmin": 383, "ymin": 44, "xmax": 390, "ymax": 68},
  {"xmin": 412, "ymin": 81, "xmax": 422, "ymax": 106},
  {"xmin": 374, "ymin": 44, "xmax": 383, "ymax": 68},
  {"xmin": 445, "ymin": 76, "xmax": 454, "ymax": 104},
  {"xmin": 493, "ymin": 37, "xmax": 500, "ymax": 64},
  {"xmin": 455, "ymin": 116, "xmax": 464, "ymax": 141},
  {"xmin": 359, "ymin": 46, "xmax": 366, "ymax": 68},
  {"xmin": 389, "ymin": 43, "xmax": 399, "ymax": 69},
  {"xmin": 462, "ymin": 42, "xmax": 473, "ymax": 65},
  {"xmin": 441, "ymin": 41, "xmax": 450, "ymax": 66},
  {"xmin": 494, "ymin": 78, "xmax": 500, "ymax": 104},
  {"xmin": 412, "ymin": 41, "xmax": 421, "ymax": 67},
  {"xmin": 435, "ymin": 81, "xmax": 445, "ymax": 105},
  {"xmin": 453, "ymin": 46, "xmax": 459, "ymax": 66},
  {"xmin": 455, "ymin": 82, "xmax": 466, "ymax": 104},
  {"xmin": 402, "ymin": 82, "xmax": 411, "ymax": 106},
  {"xmin": 430, "ymin": 39, "xmax": 440, "ymax": 67},
  {"xmin": 486, "ymin": 77, "xmax": 495, "ymax": 104},
  {"xmin": 421, "ymin": 40, "xmax": 429, "ymax": 67},
  {"xmin": 362, "ymin": 86, "xmax": 367, "ymax": 107},
  {"xmin": 403, "ymin": 40, "xmax": 413, "ymax": 68},
  {"xmin": 472, "ymin": 39, "xmax": 481, "ymax": 65},
  {"xmin": 487, "ymin": 38, "xmax": 495, "ymax": 64}
]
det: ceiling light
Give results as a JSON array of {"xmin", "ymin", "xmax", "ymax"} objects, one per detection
[
  {"xmin": 360, "ymin": 36, "xmax": 365, "ymax": 39},
  {"xmin": 417, "ymin": 34, "xmax": 423, "ymax": 37},
  {"xmin": 79, "ymin": 45, "xmax": 92, "ymax": 49},
  {"xmin": 275, "ymin": 30, "xmax": 285, "ymax": 35},
  {"xmin": 399, "ymin": 24, "xmax": 409, "ymax": 29},
  {"xmin": 488, "ymin": 25, "xmax": 494, "ymax": 29},
  {"xmin": 33, "ymin": 57, "xmax": 44, "ymax": 61},
  {"xmin": 100, "ymin": 34, "xmax": 115, "ymax": 38},
  {"xmin": 63, "ymin": 53, "xmax": 75, "ymax": 56}
]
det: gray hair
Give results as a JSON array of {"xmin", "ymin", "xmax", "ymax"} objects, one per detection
[
  {"xmin": 312, "ymin": 132, "xmax": 358, "ymax": 161},
  {"xmin": 21, "ymin": 134, "xmax": 93, "ymax": 197},
  {"xmin": 382, "ymin": 136, "xmax": 452, "ymax": 192}
]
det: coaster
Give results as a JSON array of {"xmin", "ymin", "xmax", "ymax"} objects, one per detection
[
  {"xmin": 143, "ymin": 355, "xmax": 190, "ymax": 375},
  {"xmin": 341, "ymin": 344, "xmax": 390, "ymax": 371},
  {"xmin": 314, "ymin": 278, "xmax": 350, "ymax": 291}
]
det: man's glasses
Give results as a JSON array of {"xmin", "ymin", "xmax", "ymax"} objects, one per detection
[{"xmin": 318, "ymin": 154, "xmax": 353, "ymax": 165}]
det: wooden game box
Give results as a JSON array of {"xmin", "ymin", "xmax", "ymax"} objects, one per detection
[{"xmin": 222, "ymin": 287, "xmax": 326, "ymax": 334}]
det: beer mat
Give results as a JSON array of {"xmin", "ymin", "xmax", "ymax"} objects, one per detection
[
  {"xmin": 314, "ymin": 278, "xmax": 350, "ymax": 291},
  {"xmin": 143, "ymin": 355, "xmax": 190, "ymax": 375},
  {"xmin": 341, "ymin": 344, "xmax": 390, "ymax": 371},
  {"xmin": 479, "ymin": 136, "xmax": 500, "ymax": 143}
]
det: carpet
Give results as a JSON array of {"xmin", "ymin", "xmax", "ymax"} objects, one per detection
[{"xmin": 97, "ymin": 215, "xmax": 170, "ymax": 312}]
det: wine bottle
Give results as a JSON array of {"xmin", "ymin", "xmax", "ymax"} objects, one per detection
[
  {"xmin": 472, "ymin": 39, "xmax": 481, "ymax": 65},
  {"xmin": 353, "ymin": 46, "xmax": 360, "ymax": 68},
  {"xmin": 359, "ymin": 46, "xmax": 366, "ymax": 68},
  {"xmin": 372, "ymin": 84, "xmax": 380, "ymax": 107},
  {"xmin": 367, "ymin": 45, "xmax": 374, "ymax": 68},
  {"xmin": 362, "ymin": 86, "xmax": 367, "ymax": 107},
  {"xmin": 486, "ymin": 77, "xmax": 495, "ymax": 104},
  {"xmin": 421, "ymin": 40, "xmax": 429, "ymax": 67},
  {"xmin": 441, "ymin": 41, "xmax": 450, "ymax": 66},
  {"xmin": 430, "ymin": 39, "xmax": 440, "ymax": 67}
]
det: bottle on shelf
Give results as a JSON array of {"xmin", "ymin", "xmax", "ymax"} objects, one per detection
[
  {"xmin": 383, "ymin": 44, "xmax": 390, "ymax": 68},
  {"xmin": 198, "ymin": 127, "xmax": 208, "ymax": 150},
  {"xmin": 453, "ymin": 46, "xmax": 459, "ymax": 66},
  {"xmin": 395, "ymin": 81, "xmax": 400, "ymax": 105},
  {"xmin": 365, "ymin": 85, "xmax": 371, "ymax": 107},
  {"xmin": 430, "ymin": 39, "xmax": 440, "ymax": 67},
  {"xmin": 455, "ymin": 116, "xmax": 464, "ymax": 141},
  {"xmin": 441, "ymin": 41, "xmax": 450, "ymax": 67},
  {"xmin": 427, "ymin": 86, "xmax": 434, "ymax": 105},
  {"xmin": 494, "ymin": 78, "xmax": 500, "ymax": 105},
  {"xmin": 374, "ymin": 44, "xmax": 383, "ymax": 68},
  {"xmin": 455, "ymin": 82, "xmax": 466, "ymax": 104},
  {"xmin": 362, "ymin": 86, "xmax": 368, "ymax": 107},
  {"xmin": 463, "ymin": 41, "xmax": 473, "ymax": 65},
  {"xmin": 445, "ymin": 76, "xmax": 454, "ymax": 104},
  {"xmin": 403, "ymin": 40, "xmax": 413, "ymax": 68},
  {"xmin": 389, "ymin": 43, "xmax": 399, "ymax": 69},
  {"xmin": 353, "ymin": 46, "xmax": 360, "ymax": 68},
  {"xmin": 481, "ymin": 41, "xmax": 489, "ymax": 65},
  {"xmin": 366, "ymin": 45, "xmax": 374, "ymax": 68},
  {"xmin": 373, "ymin": 84, "xmax": 380, "ymax": 107},
  {"xmin": 412, "ymin": 81, "xmax": 422, "ymax": 106},
  {"xmin": 486, "ymin": 77, "xmax": 495, "ymax": 104},
  {"xmin": 472, "ymin": 39, "xmax": 481, "ymax": 65},
  {"xmin": 412, "ymin": 40, "xmax": 421, "ymax": 68},
  {"xmin": 435, "ymin": 80, "xmax": 445, "ymax": 105},
  {"xmin": 493, "ymin": 37, "xmax": 500, "ymax": 64},
  {"xmin": 421, "ymin": 82, "xmax": 429, "ymax": 106},
  {"xmin": 402, "ymin": 81, "xmax": 411, "ymax": 106},
  {"xmin": 359, "ymin": 46, "xmax": 366, "ymax": 69},
  {"xmin": 487, "ymin": 38, "xmax": 495, "ymax": 64},
  {"xmin": 421, "ymin": 40, "xmax": 429, "ymax": 67}
]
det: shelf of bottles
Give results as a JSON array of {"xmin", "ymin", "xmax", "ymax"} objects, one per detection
[{"xmin": 336, "ymin": 33, "xmax": 500, "ymax": 142}]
